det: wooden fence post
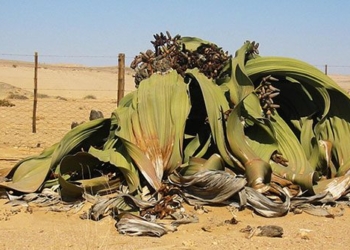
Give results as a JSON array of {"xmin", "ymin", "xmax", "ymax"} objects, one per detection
[
  {"xmin": 117, "ymin": 53, "xmax": 125, "ymax": 105},
  {"xmin": 325, "ymin": 64, "xmax": 328, "ymax": 75},
  {"xmin": 32, "ymin": 52, "xmax": 38, "ymax": 133}
]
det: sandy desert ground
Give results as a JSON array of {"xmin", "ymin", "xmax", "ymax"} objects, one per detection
[{"xmin": 1, "ymin": 59, "xmax": 350, "ymax": 249}]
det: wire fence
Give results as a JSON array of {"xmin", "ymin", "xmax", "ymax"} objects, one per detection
[
  {"xmin": 0, "ymin": 53, "xmax": 137, "ymax": 148},
  {"xmin": 0, "ymin": 53, "xmax": 350, "ymax": 149}
]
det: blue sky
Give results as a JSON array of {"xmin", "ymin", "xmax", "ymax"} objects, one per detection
[{"xmin": 0, "ymin": 1, "xmax": 349, "ymax": 74}]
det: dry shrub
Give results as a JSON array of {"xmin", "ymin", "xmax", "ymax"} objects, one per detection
[
  {"xmin": 56, "ymin": 96, "xmax": 68, "ymax": 101},
  {"xmin": 0, "ymin": 99, "xmax": 15, "ymax": 107},
  {"xmin": 37, "ymin": 93, "xmax": 50, "ymax": 98},
  {"xmin": 83, "ymin": 95, "xmax": 97, "ymax": 100},
  {"xmin": 7, "ymin": 92, "xmax": 28, "ymax": 100}
]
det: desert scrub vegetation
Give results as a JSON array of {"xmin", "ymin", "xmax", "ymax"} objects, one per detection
[
  {"xmin": 7, "ymin": 92, "xmax": 28, "ymax": 100},
  {"xmin": 0, "ymin": 99, "xmax": 15, "ymax": 107},
  {"xmin": 37, "ymin": 93, "xmax": 50, "ymax": 98},
  {"xmin": 8, "ymin": 92, "xmax": 49, "ymax": 99},
  {"xmin": 83, "ymin": 94, "xmax": 97, "ymax": 100},
  {"xmin": 55, "ymin": 96, "xmax": 68, "ymax": 101}
]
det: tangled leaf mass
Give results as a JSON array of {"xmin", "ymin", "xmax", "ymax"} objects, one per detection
[{"xmin": 2, "ymin": 31, "xmax": 350, "ymax": 237}]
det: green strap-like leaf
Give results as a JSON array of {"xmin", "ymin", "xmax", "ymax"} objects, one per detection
[
  {"xmin": 166, "ymin": 73, "xmax": 191, "ymax": 175},
  {"xmin": 0, "ymin": 157, "xmax": 53, "ymax": 193},
  {"xmin": 57, "ymin": 152, "xmax": 121, "ymax": 200},
  {"xmin": 185, "ymin": 68, "xmax": 233, "ymax": 166},
  {"xmin": 115, "ymin": 71, "xmax": 190, "ymax": 190},
  {"xmin": 89, "ymin": 145, "xmax": 140, "ymax": 193},
  {"xmin": 109, "ymin": 149, "xmax": 140, "ymax": 193},
  {"xmin": 221, "ymin": 41, "xmax": 255, "ymax": 105},
  {"xmin": 245, "ymin": 55, "xmax": 350, "ymax": 184},
  {"xmin": 120, "ymin": 139, "xmax": 161, "ymax": 191},
  {"xmin": 58, "ymin": 152, "xmax": 101, "ymax": 178},
  {"xmin": 118, "ymin": 91, "xmax": 136, "ymax": 108},
  {"xmin": 0, "ymin": 144, "xmax": 57, "ymax": 193},
  {"xmin": 241, "ymin": 93, "xmax": 278, "ymax": 163},
  {"xmin": 180, "ymin": 36, "xmax": 211, "ymax": 52},
  {"xmin": 52, "ymin": 118, "xmax": 111, "ymax": 172},
  {"xmin": 183, "ymin": 133, "xmax": 211, "ymax": 162},
  {"xmin": 269, "ymin": 113, "xmax": 318, "ymax": 192},
  {"xmin": 177, "ymin": 153, "xmax": 225, "ymax": 177},
  {"xmin": 226, "ymin": 93, "xmax": 272, "ymax": 188}
]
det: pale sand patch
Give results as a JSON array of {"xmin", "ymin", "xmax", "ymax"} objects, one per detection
[{"xmin": 0, "ymin": 59, "xmax": 136, "ymax": 99}]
